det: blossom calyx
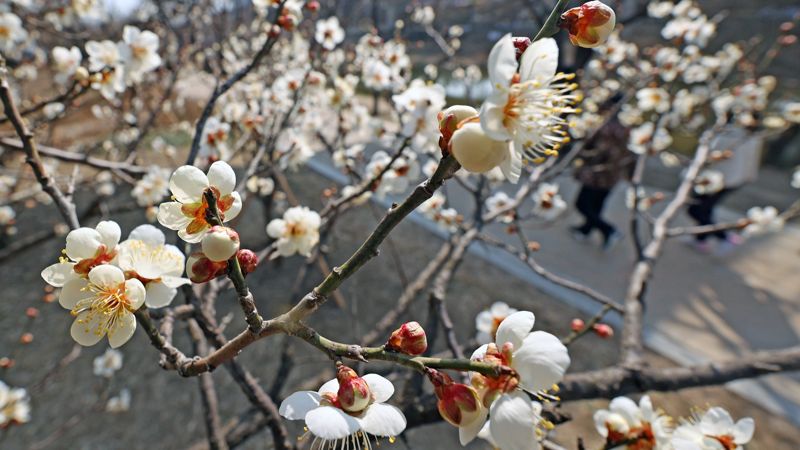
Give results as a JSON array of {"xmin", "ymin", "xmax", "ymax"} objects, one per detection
[
  {"xmin": 201, "ymin": 226, "xmax": 240, "ymax": 262},
  {"xmin": 186, "ymin": 252, "xmax": 228, "ymax": 283},
  {"xmin": 560, "ymin": 1, "xmax": 616, "ymax": 48},
  {"xmin": 426, "ymin": 369, "xmax": 484, "ymax": 428},
  {"xmin": 336, "ymin": 365, "xmax": 372, "ymax": 413},
  {"xmin": 386, "ymin": 321, "xmax": 428, "ymax": 355}
]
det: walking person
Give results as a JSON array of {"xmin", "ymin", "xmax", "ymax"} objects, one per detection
[
  {"xmin": 687, "ymin": 122, "xmax": 763, "ymax": 253},
  {"xmin": 571, "ymin": 114, "xmax": 633, "ymax": 250}
]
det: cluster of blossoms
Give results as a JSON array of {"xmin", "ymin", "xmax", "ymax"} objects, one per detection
[
  {"xmin": 0, "ymin": 380, "xmax": 30, "ymax": 428},
  {"xmin": 593, "ymin": 394, "xmax": 753, "ymax": 450}
]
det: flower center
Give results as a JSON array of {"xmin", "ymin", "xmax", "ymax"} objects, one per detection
[
  {"xmin": 71, "ymin": 282, "xmax": 135, "ymax": 338},
  {"xmin": 710, "ymin": 434, "xmax": 736, "ymax": 450},
  {"xmin": 180, "ymin": 187, "xmax": 235, "ymax": 234},
  {"xmin": 72, "ymin": 245, "xmax": 118, "ymax": 276},
  {"xmin": 0, "ymin": 26, "xmax": 10, "ymax": 39}
]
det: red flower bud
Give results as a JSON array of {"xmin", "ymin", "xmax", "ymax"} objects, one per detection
[
  {"xmin": 306, "ymin": 0, "xmax": 320, "ymax": 12},
  {"xmin": 427, "ymin": 369, "xmax": 483, "ymax": 428},
  {"xmin": 560, "ymin": 1, "xmax": 616, "ymax": 48},
  {"xmin": 571, "ymin": 318, "xmax": 585, "ymax": 332},
  {"xmin": 26, "ymin": 307, "xmax": 39, "ymax": 319},
  {"xmin": 336, "ymin": 365, "xmax": 372, "ymax": 413},
  {"xmin": 268, "ymin": 24, "xmax": 281, "ymax": 38},
  {"xmin": 237, "ymin": 249, "xmax": 259, "ymax": 275},
  {"xmin": 0, "ymin": 357, "xmax": 14, "ymax": 369},
  {"xmin": 20, "ymin": 333, "xmax": 33, "ymax": 344},
  {"xmin": 512, "ymin": 36, "xmax": 532, "ymax": 61},
  {"xmin": 186, "ymin": 252, "xmax": 228, "ymax": 283},
  {"xmin": 386, "ymin": 321, "xmax": 428, "ymax": 355},
  {"xmin": 593, "ymin": 323, "xmax": 614, "ymax": 338}
]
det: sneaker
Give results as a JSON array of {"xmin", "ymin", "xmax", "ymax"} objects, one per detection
[
  {"xmin": 691, "ymin": 240, "xmax": 713, "ymax": 254},
  {"xmin": 603, "ymin": 230, "xmax": 623, "ymax": 251},
  {"xmin": 570, "ymin": 226, "xmax": 590, "ymax": 242}
]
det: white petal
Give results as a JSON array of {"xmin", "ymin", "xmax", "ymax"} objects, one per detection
[
  {"xmin": 475, "ymin": 311, "xmax": 494, "ymax": 333},
  {"xmin": 358, "ymin": 403, "xmax": 406, "ymax": 437},
  {"xmin": 41, "ymin": 262, "xmax": 77, "ymax": 287},
  {"xmin": 178, "ymin": 227, "xmax": 207, "ymax": 244},
  {"xmin": 459, "ymin": 407, "xmax": 488, "ymax": 445},
  {"xmin": 519, "ymin": 38, "xmax": 558, "ymax": 82},
  {"xmin": 489, "ymin": 392, "xmax": 540, "ymax": 450},
  {"xmin": 266, "ymin": 219, "xmax": 286, "ymax": 238},
  {"xmin": 70, "ymin": 311, "xmax": 106, "ymax": 347},
  {"xmin": 609, "ymin": 396, "xmax": 640, "ymax": 425},
  {"xmin": 488, "ymin": 34, "xmax": 517, "ymax": 87},
  {"xmin": 513, "ymin": 331, "xmax": 571, "ymax": 392},
  {"xmin": 305, "ymin": 406, "xmax": 361, "ymax": 440},
  {"xmin": 60, "ymin": 278, "xmax": 90, "ymax": 309},
  {"xmin": 701, "ymin": 407, "xmax": 734, "ymax": 436},
  {"xmin": 125, "ymin": 279, "xmax": 146, "ymax": 310},
  {"xmin": 490, "ymin": 302, "xmax": 512, "ymax": 316},
  {"xmin": 88, "ymin": 264, "xmax": 125, "ymax": 287},
  {"xmin": 480, "ymin": 95, "xmax": 514, "ymax": 141},
  {"xmin": 95, "ymin": 221, "xmax": 121, "ymax": 249},
  {"xmin": 279, "ymin": 391, "xmax": 321, "ymax": 420},
  {"xmin": 127, "ymin": 224, "xmax": 165, "ymax": 246},
  {"xmin": 157, "ymin": 202, "xmax": 191, "ymax": 230},
  {"xmin": 160, "ymin": 275, "xmax": 191, "ymax": 288},
  {"xmin": 144, "ymin": 281, "xmax": 177, "ymax": 308},
  {"xmin": 223, "ymin": 191, "xmax": 242, "ymax": 222},
  {"xmin": 470, "ymin": 344, "xmax": 490, "ymax": 361},
  {"xmin": 593, "ymin": 410, "xmax": 611, "ymax": 437},
  {"xmin": 108, "ymin": 312, "xmax": 137, "ymax": 348},
  {"xmin": 169, "ymin": 165, "xmax": 209, "ymax": 203},
  {"xmin": 65, "ymin": 227, "xmax": 103, "ymax": 260},
  {"xmin": 495, "ymin": 311, "xmax": 535, "ymax": 349},
  {"xmin": 499, "ymin": 145, "xmax": 522, "ymax": 184},
  {"xmin": 732, "ymin": 418, "xmax": 754, "ymax": 443},
  {"xmin": 318, "ymin": 378, "xmax": 339, "ymax": 395},
  {"xmin": 363, "ymin": 374, "xmax": 394, "ymax": 403},
  {"xmin": 207, "ymin": 161, "xmax": 236, "ymax": 196}
]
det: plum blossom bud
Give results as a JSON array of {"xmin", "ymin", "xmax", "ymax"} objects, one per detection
[
  {"xmin": 20, "ymin": 333, "xmax": 33, "ymax": 344},
  {"xmin": 306, "ymin": 0, "xmax": 320, "ymax": 12},
  {"xmin": 26, "ymin": 307, "xmax": 39, "ymax": 319},
  {"xmin": 438, "ymin": 105, "xmax": 478, "ymax": 152},
  {"xmin": 336, "ymin": 365, "xmax": 372, "ymax": 413},
  {"xmin": 426, "ymin": 369, "xmax": 484, "ymax": 428},
  {"xmin": 0, "ymin": 357, "xmax": 14, "ymax": 369},
  {"xmin": 593, "ymin": 323, "xmax": 614, "ymax": 338},
  {"xmin": 237, "ymin": 249, "xmax": 259, "ymax": 275},
  {"xmin": 201, "ymin": 226, "xmax": 240, "ymax": 262},
  {"xmin": 512, "ymin": 36, "xmax": 532, "ymax": 61},
  {"xmin": 449, "ymin": 121, "xmax": 510, "ymax": 173},
  {"xmin": 186, "ymin": 252, "xmax": 228, "ymax": 283},
  {"xmin": 74, "ymin": 66, "xmax": 89, "ymax": 82},
  {"xmin": 386, "ymin": 321, "xmax": 427, "ymax": 355},
  {"xmin": 560, "ymin": 1, "xmax": 616, "ymax": 49},
  {"xmin": 571, "ymin": 318, "xmax": 585, "ymax": 332}
]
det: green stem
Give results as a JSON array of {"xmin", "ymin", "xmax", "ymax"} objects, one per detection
[{"xmin": 532, "ymin": 0, "xmax": 571, "ymax": 41}]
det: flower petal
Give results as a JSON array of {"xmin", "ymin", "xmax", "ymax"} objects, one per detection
[
  {"xmin": 95, "ymin": 220, "xmax": 121, "ymax": 249},
  {"xmin": 144, "ymin": 281, "xmax": 177, "ymax": 308},
  {"xmin": 358, "ymin": 403, "xmax": 406, "ymax": 437},
  {"xmin": 88, "ymin": 264, "xmax": 126, "ymax": 287},
  {"xmin": 108, "ymin": 311, "xmax": 137, "ymax": 348},
  {"xmin": 459, "ymin": 406, "xmax": 488, "ymax": 445},
  {"xmin": 488, "ymin": 33, "xmax": 517, "ymax": 87},
  {"xmin": 278, "ymin": 391, "xmax": 321, "ymax": 420},
  {"xmin": 733, "ymin": 418, "xmax": 755, "ymax": 444},
  {"xmin": 169, "ymin": 165, "xmax": 209, "ymax": 203},
  {"xmin": 41, "ymin": 262, "xmax": 77, "ymax": 287},
  {"xmin": 60, "ymin": 278, "xmax": 90, "ymax": 309},
  {"xmin": 499, "ymin": 144, "xmax": 522, "ymax": 184},
  {"xmin": 66, "ymin": 227, "xmax": 103, "ymax": 260},
  {"xmin": 305, "ymin": 406, "xmax": 361, "ymax": 440},
  {"xmin": 519, "ymin": 37, "xmax": 558, "ymax": 82},
  {"xmin": 223, "ymin": 192, "xmax": 242, "ymax": 222},
  {"xmin": 178, "ymin": 226, "xmax": 207, "ymax": 244},
  {"xmin": 488, "ymin": 391, "xmax": 540, "ymax": 450},
  {"xmin": 70, "ymin": 311, "xmax": 106, "ymax": 347},
  {"xmin": 495, "ymin": 311, "xmax": 535, "ymax": 349},
  {"xmin": 266, "ymin": 219, "xmax": 287, "ymax": 238},
  {"xmin": 157, "ymin": 201, "xmax": 191, "ymax": 231},
  {"xmin": 513, "ymin": 331, "xmax": 570, "ymax": 392},
  {"xmin": 363, "ymin": 374, "xmax": 394, "ymax": 403},
  {"xmin": 318, "ymin": 378, "xmax": 339, "ymax": 395},
  {"xmin": 125, "ymin": 279, "xmax": 146, "ymax": 310},
  {"xmin": 470, "ymin": 344, "xmax": 490, "ymax": 361},
  {"xmin": 609, "ymin": 396, "xmax": 640, "ymax": 425},
  {"xmin": 480, "ymin": 94, "xmax": 514, "ymax": 141},
  {"xmin": 127, "ymin": 224, "xmax": 165, "ymax": 246},
  {"xmin": 160, "ymin": 275, "xmax": 191, "ymax": 288},
  {"xmin": 207, "ymin": 161, "xmax": 236, "ymax": 196}
]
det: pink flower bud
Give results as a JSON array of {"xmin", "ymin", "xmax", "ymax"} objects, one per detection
[
  {"xmin": 571, "ymin": 318, "xmax": 585, "ymax": 332},
  {"xmin": 306, "ymin": 0, "xmax": 320, "ymax": 12},
  {"xmin": 186, "ymin": 252, "xmax": 228, "ymax": 283},
  {"xmin": 593, "ymin": 323, "xmax": 614, "ymax": 338},
  {"xmin": 237, "ymin": 249, "xmax": 259, "ymax": 275},
  {"xmin": 201, "ymin": 226, "xmax": 240, "ymax": 262},
  {"xmin": 512, "ymin": 36, "xmax": 532, "ymax": 61},
  {"xmin": 560, "ymin": 1, "xmax": 616, "ymax": 48},
  {"xmin": 386, "ymin": 321, "xmax": 428, "ymax": 355},
  {"xmin": 336, "ymin": 365, "xmax": 372, "ymax": 413},
  {"xmin": 427, "ymin": 369, "xmax": 483, "ymax": 428}
]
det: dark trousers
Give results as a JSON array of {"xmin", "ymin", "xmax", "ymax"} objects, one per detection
[
  {"xmin": 575, "ymin": 185, "xmax": 615, "ymax": 238},
  {"xmin": 687, "ymin": 188, "xmax": 733, "ymax": 242}
]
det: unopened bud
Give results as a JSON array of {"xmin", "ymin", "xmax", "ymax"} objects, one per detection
[
  {"xmin": 593, "ymin": 323, "xmax": 614, "ymax": 338},
  {"xmin": 20, "ymin": 333, "xmax": 33, "ymax": 344},
  {"xmin": 386, "ymin": 321, "xmax": 427, "ymax": 355},
  {"xmin": 0, "ymin": 357, "xmax": 13, "ymax": 369},
  {"xmin": 186, "ymin": 252, "xmax": 228, "ymax": 283},
  {"xmin": 268, "ymin": 24, "xmax": 281, "ymax": 38},
  {"xmin": 26, "ymin": 307, "xmax": 39, "ymax": 319},
  {"xmin": 449, "ymin": 122, "xmax": 510, "ymax": 173},
  {"xmin": 427, "ymin": 369, "xmax": 483, "ymax": 428},
  {"xmin": 570, "ymin": 318, "xmax": 585, "ymax": 332},
  {"xmin": 74, "ymin": 66, "xmax": 90, "ymax": 81},
  {"xmin": 512, "ymin": 36, "xmax": 532, "ymax": 61},
  {"xmin": 560, "ymin": 1, "xmax": 616, "ymax": 49},
  {"xmin": 336, "ymin": 365, "xmax": 372, "ymax": 413},
  {"xmin": 438, "ymin": 105, "xmax": 479, "ymax": 152},
  {"xmin": 306, "ymin": 0, "xmax": 320, "ymax": 12},
  {"xmin": 201, "ymin": 226, "xmax": 240, "ymax": 262},
  {"xmin": 237, "ymin": 249, "xmax": 259, "ymax": 275}
]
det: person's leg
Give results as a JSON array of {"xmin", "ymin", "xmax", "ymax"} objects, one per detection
[
  {"xmin": 573, "ymin": 186, "xmax": 594, "ymax": 235},
  {"xmin": 687, "ymin": 193, "xmax": 714, "ymax": 242},
  {"xmin": 592, "ymin": 188, "xmax": 616, "ymax": 240},
  {"xmin": 707, "ymin": 189, "xmax": 732, "ymax": 241}
]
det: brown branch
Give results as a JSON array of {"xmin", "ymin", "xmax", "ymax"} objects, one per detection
[{"xmin": 188, "ymin": 319, "xmax": 228, "ymax": 450}]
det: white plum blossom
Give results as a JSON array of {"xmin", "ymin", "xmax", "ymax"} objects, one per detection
[
  {"xmin": 279, "ymin": 372, "xmax": 406, "ymax": 448},
  {"xmin": 462, "ymin": 311, "xmax": 570, "ymax": 449},
  {"xmin": 246, "ymin": 176, "xmax": 275, "ymax": 196},
  {"xmin": 485, "ymin": 192, "xmax": 515, "ymax": 223},
  {"xmin": 198, "ymin": 117, "xmax": 231, "ymax": 161},
  {"xmin": 51, "ymin": 46, "xmax": 83, "ymax": 84},
  {"xmin": 365, "ymin": 150, "xmax": 420, "ymax": 199},
  {"xmin": 671, "ymin": 407, "xmax": 753, "ymax": 450},
  {"xmin": 93, "ymin": 348, "xmax": 123, "ymax": 378},
  {"xmin": 41, "ymin": 221, "xmax": 122, "ymax": 288},
  {"xmin": 315, "ymin": 17, "xmax": 345, "ymax": 50},
  {"xmin": 783, "ymin": 102, "xmax": 800, "ymax": 124},
  {"xmin": 118, "ymin": 26, "xmax": 162, "ymax": 85},
  {"xmin": 0, "ymin": 380, "xmax": 31, "ymax": 427},
  {"xmin": 531, "ymin": 183, "xmax": 567, "ymax": 220},
  {"xmin": 267, "ymin": 206, "xmax": 321, "ymax": 257},
  {"xmin": 57, "ymin": 265, "xmax": 146, "ymax": 348},
  {"xmin": 117, "ymin": 225, "xmax": 190, "ymax": 308},
  {"xmin": 0, "ymin": 13, "xmax": 27, "ymax": 53},
  {"xmin": 743, "ymin": 206, "xmax": 784, "ymax": 237},
  {"xmin": 480, "ymin": 34, "xmax": 579, "ymax": 165},
  {"xmin": 791, "ymin": 167, "xmax": 800, "ymax": 189},
  {"xmin": 86, "ymin": 40, "xmax": 122, "ymax": 71},
  {"xmin": 106, "ymin": 388, "xmax": 132, "ymax": 413},
  {"xmin": 475, "ymin": 301, "xmax": 518, "ymax": 344},
  {"xmin": 628, "ymin": 122, "xmax": 672, "ymax": 155},
  {"xmin": 132, "ymin": 166, "xmax": 171, "ymax": 207},
  {"xmin": 693, "ymin": 170, "xmax": 724, "ymax": 195},
  {"xmin": 593, "ymin": 395, "xmax": 673, "ymax": 449},
  {"xmin": 157, "ymin": 161, "xmax": 242, "ymax": 243},
  {"xmin": 636, "ymin": 87, "xmax": 671, "ymax": 113}
]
